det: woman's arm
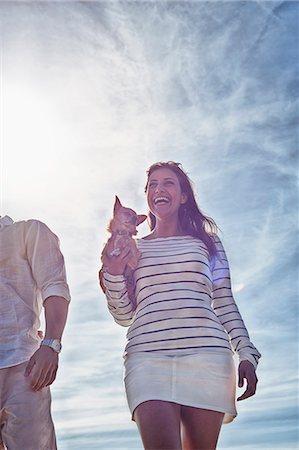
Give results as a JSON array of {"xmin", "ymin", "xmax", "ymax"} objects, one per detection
[
  {"xmin": 211, "ymin": 237, "xmax": 261, "ymax": 401},
  {"xmin": 100, "ymin": 243, "xmax": 136, "ymax": 327},
  {"xmin": 211, "ymin": 237, "xmax": 261, "ymax": 369},
  {"xmin": 101, "ymin": 271, "xmax": 135, "ymax": 326}
]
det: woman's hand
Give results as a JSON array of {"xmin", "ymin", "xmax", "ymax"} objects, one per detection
[
  {"xmin": 237, "ymin": 360, "xmax": 258, "ymax": 401},
  {"xmin": 103, "ymin": 243, "xmax": 132, "ymax": 275}
]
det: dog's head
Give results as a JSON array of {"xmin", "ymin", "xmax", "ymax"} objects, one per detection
[{"xmin": 108, "ymin": 196, "xmax": 147, "ymax": 236}]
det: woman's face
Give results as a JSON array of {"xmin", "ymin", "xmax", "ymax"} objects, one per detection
[{"xmin": 146, "ymin": 167, "xmax": 187, "ymax": 221}]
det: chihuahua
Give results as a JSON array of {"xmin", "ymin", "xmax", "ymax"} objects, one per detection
[{"xmin": 99, "ymin": 196, "xmax": 147, "ymax": 305}]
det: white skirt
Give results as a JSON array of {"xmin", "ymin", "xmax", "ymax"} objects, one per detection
[{"xmin": 124, "ymin": 351, "xmax": 237, "ymax": 424}]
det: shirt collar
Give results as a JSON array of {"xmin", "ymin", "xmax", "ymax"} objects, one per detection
[{"xmin": 0, "ymin": 215, "xmax": 14, "ymax": 230}]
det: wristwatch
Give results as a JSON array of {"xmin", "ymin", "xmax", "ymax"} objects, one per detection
[{"xmin": 40, "ymin": 339, "xmax": 62, "ymax": 353}]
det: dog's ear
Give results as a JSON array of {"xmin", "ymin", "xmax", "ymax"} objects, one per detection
[
  {"xmin": 136, "ymin": 214, "xmax": 147, "ymax": 226},
  {"xmin": 113, "ymin": 196, "xmax": 122, "ymax": 214}
]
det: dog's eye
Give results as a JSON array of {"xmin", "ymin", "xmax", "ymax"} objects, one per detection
[{"xmin": 127, "ymin": 215, "xmax": 137, "ymax": 225}]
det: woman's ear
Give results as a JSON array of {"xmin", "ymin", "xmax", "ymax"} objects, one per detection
[{"xmin": 180, "ymin": 193, "xmax": 188, "ymax": 204}]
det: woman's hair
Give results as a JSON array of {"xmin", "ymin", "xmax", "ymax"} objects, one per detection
[{"xmin": 145, "ymin": 161, "xmax": 219, "ymax": 257}]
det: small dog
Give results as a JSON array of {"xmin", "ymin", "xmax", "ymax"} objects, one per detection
[{"xmin": 99, "ymin": 196, "xmax": 147, "ymax": 305}]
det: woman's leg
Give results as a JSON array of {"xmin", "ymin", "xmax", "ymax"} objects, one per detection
[
  {"xmin": 134, "ymin": 400, "xmax": 182, "ymax": 450},
  {"xmin": 181, "ymin": 406, "xmax": 224, "ymax": 450}
]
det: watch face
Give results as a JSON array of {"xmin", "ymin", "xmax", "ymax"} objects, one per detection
[
  {"xmin": 51, "ymin": 340, "xmax": 62, "ymax": 352},
  {"xmin": 41, "ymin": 339, "xmax": 62, "ymax": 353}
]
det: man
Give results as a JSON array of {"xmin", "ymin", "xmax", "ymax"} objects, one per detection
[{"xmin": 0, "ymin": 215, "xmax": 71, "ymax": 450}]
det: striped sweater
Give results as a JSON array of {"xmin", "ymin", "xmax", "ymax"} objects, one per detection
[{"xmin": 103, "ymin": 236, "xmax": 261, "ymax": 368}]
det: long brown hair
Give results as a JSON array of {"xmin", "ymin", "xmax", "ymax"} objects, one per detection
[{"xmin": 145, "ymin": 161, "xmax": 219, "ymax": 257}]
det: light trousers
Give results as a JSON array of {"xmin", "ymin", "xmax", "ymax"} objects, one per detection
[{"xmin": 0, "ymin": 362, "xmax": 57, "ymax": 450}]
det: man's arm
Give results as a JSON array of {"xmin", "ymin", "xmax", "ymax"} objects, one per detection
[{"xmin": 25, "ymin": 296, "xmax": 69, "ymax": 391}]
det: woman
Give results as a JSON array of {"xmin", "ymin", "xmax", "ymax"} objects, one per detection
[{"xmin": 101, "ymin": 161, "xmax": 261, "ymax": 450}]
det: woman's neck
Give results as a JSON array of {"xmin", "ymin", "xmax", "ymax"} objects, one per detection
[{"xmin": 149, "ymin": 220, "xmax": 184, "ymax": 239}]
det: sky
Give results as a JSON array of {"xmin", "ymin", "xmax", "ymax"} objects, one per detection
[{"xmin": 0, "ymin": 1, "xmax": 298, "ymax": 449}]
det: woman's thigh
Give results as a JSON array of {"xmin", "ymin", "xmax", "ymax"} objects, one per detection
[
  {"xmin": 181, "ymin": 406, "xmax": 224, "ymax": 450},
  {"xmin": 134, "ymin": 400, "xmax": 182, "ymax": 450}
]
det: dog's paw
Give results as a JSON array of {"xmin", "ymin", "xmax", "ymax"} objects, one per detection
[{"xmin": 110, "ymin": 248, "xmax": 121, "ymax": 257}]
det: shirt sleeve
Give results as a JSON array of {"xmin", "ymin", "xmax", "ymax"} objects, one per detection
[
  {"xmin": 211, "ymin": 236, "xmax": 261, "ymax": 369},
  {"xmin": 25, "ymin": 220, "xmax": 71, "ymax": 303},
  {"xmin": 101, "ymin": 271, "xmax": 135, "ymax": 327}
]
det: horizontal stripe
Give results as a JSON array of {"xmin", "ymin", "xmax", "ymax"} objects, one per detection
[
  {"xmin": 142, "ymin": 345, "xmax": 232, "ymax": 352},
  {"xmin": 134, "ymin": 306, "xmax": 218, "ymax": 323},
  {"xmin": 126, "ymin": 334, "xmax": 231, "ymax": 350},
  {"xmin": 138, "ymin": 288, "xmax": 210, "ymax": 307},
  {"xmin": 136, "ymin": 270, "xmax": 213, "ymax": 284},
  {"xmin": 128, "ymin": 325, "xmax": 227, "ymax": 339},
  {"xmin": 136, "ymin": 259, "xmax": 210, "ymax": 273},
  {"xmin": 137, "ymin": 280, "xmax": 207, "ymax": 294},
  {"xmin": 137, "ymin": 296, "xmax": 209, "ymax": 314},
  {"xmin": 128, "ymin": 315, "xmax": 221, "ymax": 335}
]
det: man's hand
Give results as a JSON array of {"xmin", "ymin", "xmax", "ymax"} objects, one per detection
[
  {"xmin": 24, "ymin": 346, "xmax": 58, "ymax": 391},
  {"xmin": 237, "ymin": 360, "xmax": 258, "ymax": 401}
]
